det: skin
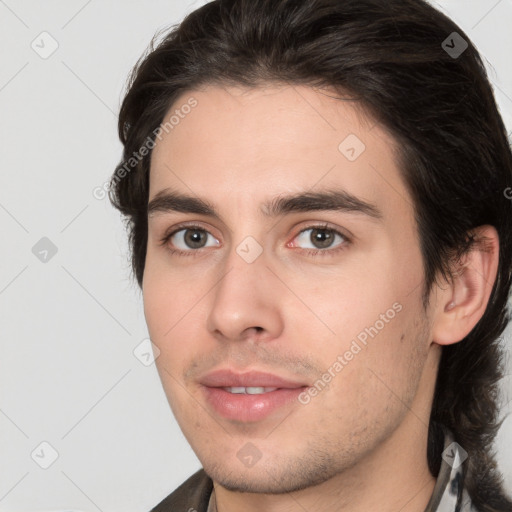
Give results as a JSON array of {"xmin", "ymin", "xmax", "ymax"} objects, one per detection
[{"xmin": 143, "ymin": 83, "xmax": 499, "ymax": 512}]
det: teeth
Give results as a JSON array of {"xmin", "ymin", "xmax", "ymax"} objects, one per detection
[
  {"xmin": 246, "ymin": 386, "xmax": 276, "ymax": 394},
  {"xmin": 223, "ymin": 386, "xmax": 279, "ymax": 394},
  {"xmin": 228, "ymin": 386, "xmax": 246, "ymax": 394}
]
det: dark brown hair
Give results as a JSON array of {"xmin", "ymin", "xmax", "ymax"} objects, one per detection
[{"xmin": 109, "ymin": 0, "xmax": 512, "ymax": 508}]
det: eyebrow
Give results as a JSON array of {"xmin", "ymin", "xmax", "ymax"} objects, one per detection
[{"xmin": 147, "ymin": 188, "xmax": 383, "ymax": 221}]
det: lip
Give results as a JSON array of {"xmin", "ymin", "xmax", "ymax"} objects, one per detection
[
  {"xmin": 200, "ymin": 369, "xmax": 307, "ymax": 389},
  {"xmin": 200, "ymin": 369, "xmax": 308, "ymax": 422}
]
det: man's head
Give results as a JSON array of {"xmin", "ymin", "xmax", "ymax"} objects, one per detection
[{"xmin": 110, "ymin": 0, "xmax": 512, "ymax": 508}]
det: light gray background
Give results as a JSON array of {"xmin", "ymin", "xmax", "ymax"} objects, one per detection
[{"xmin": 1, "ymin": 1, "xmax": 511, "ymax": 511}]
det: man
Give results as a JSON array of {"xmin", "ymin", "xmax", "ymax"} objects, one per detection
[{"xmin": 109, "ymin": 0, "xmax": 512, "ymax": 510}]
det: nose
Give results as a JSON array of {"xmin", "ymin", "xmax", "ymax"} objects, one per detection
[{"xmin": 206, "ymin": 246, "xmax": 284, "ymax": 344}]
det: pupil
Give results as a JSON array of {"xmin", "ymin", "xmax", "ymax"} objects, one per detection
[
  {"xmin": 186, "ymin": 229, "xmax": 206, "ymax": 248},
  {"xmin": 312, "ymin": 228, "xmax": 333, "ymax": 248}
]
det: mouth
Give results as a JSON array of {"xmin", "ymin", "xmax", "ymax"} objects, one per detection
[{"xmin": 200, "ymin": 369, "xmax": 309, "ymax": 422}]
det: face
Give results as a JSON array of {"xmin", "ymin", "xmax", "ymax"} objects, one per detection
[{"xmin": 144, "ymin": 84, "xmax": 436, "ymax": 493}]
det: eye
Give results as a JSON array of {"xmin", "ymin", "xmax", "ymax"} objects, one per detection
[
  {"xmin": 159, "ymin": 223, "xmax": 350, "ymax": 257},
  {"xmin": 162, "ymin": 226, "xmax": 220, "ymax": 252},
  {"xmin": 290, "ymin": 225, "xmax": 350, "ymax": 253}
]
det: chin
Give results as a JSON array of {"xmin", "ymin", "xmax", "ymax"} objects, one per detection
[{"xmin": 202, "ymin": 455, "xmax": 343, "ymax": 494}]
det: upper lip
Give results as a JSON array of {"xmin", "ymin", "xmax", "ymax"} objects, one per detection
[{"xmin": 200, "ymin": 369, "xmax": 307, "ymax": 389}]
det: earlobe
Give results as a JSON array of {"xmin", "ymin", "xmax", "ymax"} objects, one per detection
[{"xmin": 431, "ymin": 225, "xmax": 499, "ymax": 346}]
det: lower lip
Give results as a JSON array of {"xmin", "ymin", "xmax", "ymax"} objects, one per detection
[{"xmin": 202, "ymin": 386, "xmax": 307, "ymax": 422}]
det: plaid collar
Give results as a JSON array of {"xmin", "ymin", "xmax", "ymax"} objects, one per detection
[{"xmin": 424, "ymin": 426, "xmax": 476, "ymax": 512}]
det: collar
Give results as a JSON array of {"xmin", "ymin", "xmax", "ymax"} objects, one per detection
[{"xmin": 423, "ymin": 426, "xmax": 476, "ymax": 512}]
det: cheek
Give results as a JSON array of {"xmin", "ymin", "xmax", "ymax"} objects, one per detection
[
  {"xmin": 142, "ymin": 257, "xmax": 211, "ymax": 379},
  {"xmin": 142, "ymin": 250, "xmax": 202, "ymax": 340},
  {"xmin": 303, "ymin": 316, "xmax": 427, "ymax": 445},
  {"xmin": 143, "ymin": 273, "xmax": 198, "ymax": 417},
  {"xmin": 296, "ymin": 260, "xmax": 425, "ymax": 405},
  {"xmin": 142, "ymin": 276, "xmax": 171, "ymax": 342},
  {"xmin": 290, "ymin": 261, "xmax": 402, "ymax": 348},
  {"xmin": 326, "ymin": 247, "xmax": 421, "ymax": 346}
]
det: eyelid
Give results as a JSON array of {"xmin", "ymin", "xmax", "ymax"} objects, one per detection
[{"xmin": 160, "ymin": 221, "xmax": 220, "ymax": 241}]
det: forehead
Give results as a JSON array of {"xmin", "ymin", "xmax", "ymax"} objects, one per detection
[{"xmin": 148, "ymin": 84, "xmax": 411, "ymax": 224}]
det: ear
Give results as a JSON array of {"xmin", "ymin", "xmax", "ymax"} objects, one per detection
[{"xmin": 431, "ymin": 225, "xmax": 499, "ymax": 346}]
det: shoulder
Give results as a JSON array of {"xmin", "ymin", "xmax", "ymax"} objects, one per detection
[{"xmin": 149, "ymin": 469, "xmax": 213, "ymax": 512}]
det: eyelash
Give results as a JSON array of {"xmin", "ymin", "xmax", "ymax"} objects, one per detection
[{"xmin": 158, "ymin": 222, "xmax": 352, "ymax": 258}]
